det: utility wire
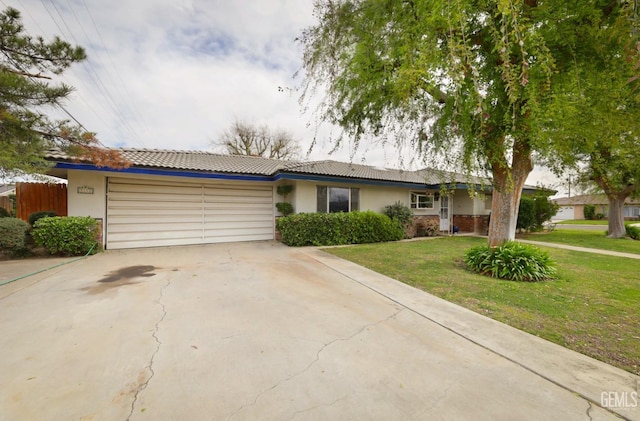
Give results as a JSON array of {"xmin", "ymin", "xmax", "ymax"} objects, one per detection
[
  {"xmin": 38, "ymin": 0, "xmax": 146, "ymax": 148},
  {"xmin": 79, "ymin": 0, "xmax": 151, "ymax": 136}
]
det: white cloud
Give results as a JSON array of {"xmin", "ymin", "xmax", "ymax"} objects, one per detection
[{"xmin": 11, "ymin": 0, "xmax": 563, "ymax": 189}]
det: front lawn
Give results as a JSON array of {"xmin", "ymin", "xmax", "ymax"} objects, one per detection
[
  {"xmin": 521, "ymin": 229, "xmax": 640, "ymax": 255},
  {"xmin": 325, "ymin": 237, "xmax": 640, "ymax": 375},
  {"xmin": 555, "ymin": 219, "xmax": 609, "ymax": 225}
]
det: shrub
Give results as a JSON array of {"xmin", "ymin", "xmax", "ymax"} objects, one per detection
[
  {"xmin": 275, "ymin": 202, "xmax": 294, "ymax": 217},
  {"xmin": 0, "ymin": 207, "xmax": 10, "ymax": 218},
  {"xmin": 517, "ymin": 195, "xmax": 558, "ymax": 232},
  {"xmin": 533, "ymin": 195, "xmax": 559, "ymax": 229},
  {"xmin": 583, "ymin": 204, "xmax": 596, "ymax": 220},
  {"xmin": 0, "ymin": 217, "xmax": 30, "ymax": 256},
  {"xmin": 516, "ymin": 196, "xmax": 536, "ymax": 231},
  {"xmin": 626, "ymin": 224, "xmax": 640, "ymax": 240},
  {"xmin": 595, "ymin": 213, "xmax": 605, "ymax": 220},
  {"xmin": 464, "ymin": 241, "xmax": 557, "ymax": 282},
  {"xmin": 32, "ymin": 216, "xmax": 99, "ymax": 256},
  {"xmin": 28, "ymin": 210, "xmax": 57, "ymax": 226},
  {"xmin": 276, "ymin": 211, "xmax": 404, "ymax": 246},
  {"xmin": 383, "ymin": 201, "xmax": 413, "ymax": 227}
]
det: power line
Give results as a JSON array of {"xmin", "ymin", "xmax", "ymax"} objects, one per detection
[
  {"xmin": 78, "ymin": 0, "xmax": 150, "ymax": 135},
  {"xmin": 37, "ymin": 0, "xmax": 147, "ymax": 148}
]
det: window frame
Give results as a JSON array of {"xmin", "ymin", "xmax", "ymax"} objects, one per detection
[
  {"xmin": 410, "ymin": 192, "xmax": 435, "ymax": 210},
  {"xmin": 317, "ymin": 186, "xmax": 360, "ymax": 213}
]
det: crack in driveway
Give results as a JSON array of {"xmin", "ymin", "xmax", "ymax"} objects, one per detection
[
  {"xmin": 226, "ymin": 307, "xmax": 404, "ymax": 421},
  {"xmin": 283, "ymin": 395, "xmax": 349, "ymax": 421},
  {"xmin": 126, "ymin": 276, "xmax": 171, "ymax": 421}
]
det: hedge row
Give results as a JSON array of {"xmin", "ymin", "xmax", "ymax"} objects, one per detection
[{"xmin": 276, "ymin": 211, "xmax": 404, "ymax": 246}]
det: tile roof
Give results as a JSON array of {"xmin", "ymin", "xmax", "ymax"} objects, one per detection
[
  {"xmin": 48, "ymin": 148, "xmax": 292, "ymax": 176},
  {"xmin": 554, "ymin": 194, "xmax": 640, "ymax": 206},
  {"xmin": 46, "ymin": 148, "xmax": 530, "ymax": 189}
]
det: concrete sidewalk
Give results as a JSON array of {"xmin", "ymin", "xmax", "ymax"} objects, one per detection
[
  {"xmin": 0, "ymin": 242, "xmax": 638, "ymax": 420},
  {"xmin": 517, "ymin": 239, "xmax": 640, "ymax": 259}
]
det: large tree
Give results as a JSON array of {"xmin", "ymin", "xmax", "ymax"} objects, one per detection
[
  {"xmin": 298, "ymin": 0, "xmax": 637, "ymax": 246},
  {"xmin": 542, "ymin": 5, "xmax": 640, "ymax": 238},
  {"xmin": 214, "ymin": 120, "xmax": 301, "ymax": 160},
  {"xmin": 0, "ymin": 7, "xmax": 124, "ymax": 179}
]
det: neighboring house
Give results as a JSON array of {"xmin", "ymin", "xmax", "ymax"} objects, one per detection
[
  {"xmin": 46, "ymin": 149, "xmax": 538, "ymax": 250},
  {"xmin": 0, "ymin": 184, "xmax": 16, "ymax": 196},
  {"xmin": 0, "ymin": 184, "xmax": 15, "ymax": 214},
  {"xmin": 553, "ymin": 194, "xmax": 640, "ymax": 220}
]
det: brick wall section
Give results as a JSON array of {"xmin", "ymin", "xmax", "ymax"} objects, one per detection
[
  {"xmin": 407, "ymin": 215, "xmax": 440, "ymax": 237},
  {"xmin": 453, "ymin": 215, "xmax": 490, "ymax": 234}
]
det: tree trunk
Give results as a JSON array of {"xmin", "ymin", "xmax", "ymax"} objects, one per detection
[
  {"xmin": 606, "ymin": 195, "xmax": 627, "ymax": 238},
  {"xmin": 488, "ymin": 138, "xmax": 533, "ymax": 247},
  {"xmin": 488, "ymin": 172, "xmax": 529, "ymax": 246}
]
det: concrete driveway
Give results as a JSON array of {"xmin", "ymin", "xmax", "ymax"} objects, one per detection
[{"xmin": 0, "ymin": 242, "xmax": 637, "ymax": 420}]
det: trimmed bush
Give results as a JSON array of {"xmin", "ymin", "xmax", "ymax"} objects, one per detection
[
  {"xmin": 28, "ymin": 210, "xmax": 57, "ymax": 226},
  {"xmin": 276, "ymin": 211, "xmax": 404, "ymax": 246},
  {"xmin": 32, "ymin": 216, "xmax": 99, "ymax": 256},
  {"xmin": 0, "ymin": 207, "xmax": 10, "ymax": 218},
  {"xmin": 275, "ymin": 202, "xmax": 294, "ymax": 217},
  {"xmin": 0, "ymin": 217, "xmax": 30, "ymax": 256},
  {"xmin": 464, "ymin": 241, "xmax": 557, "ymax": 282},
  {"xmin": 626, "ymin": 224, "xmax": 640, "ymax": 240},
  {"xmin": 583, "ymin": 204, "xmax": 596, "ymax": 220},
  {"xmin": 383, "ymin": 201, "xmax": 413, "ymax": 227}
]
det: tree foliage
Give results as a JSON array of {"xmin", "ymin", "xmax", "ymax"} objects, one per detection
[
  {"xmin": 298, "ymin": 0, "xmax": 638, "ymax": 246},
  {"xmin": 539, "ymin": 2, "xmax": 640, "ymax": 237},
  {"xmin": 214, "ymin": 120, "xmax": 300, "ymax": 160},
  {"xmin": 0, "ymin": 7, "xmax": 126, "ymax": 178}
]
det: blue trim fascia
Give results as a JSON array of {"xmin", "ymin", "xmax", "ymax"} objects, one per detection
[
  {"xmin": 54, "ymin": 162, "xmax": 273, "ymax": 182},
  {"xmin": 274, "ymin": 172, "xmax": 440, "ymax": 189},
  {"xmin": 54, "ymin": 162, "xmax": 537, "ymax": 194}
]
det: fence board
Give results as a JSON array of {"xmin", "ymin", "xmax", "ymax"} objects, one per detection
[
  {"xmin": 0, "ymin": 196, "xmax": 11, "ymax": 213},
  {"xmin": 16, "ymin": 183, "xmax": 67, "ymax": 222}
]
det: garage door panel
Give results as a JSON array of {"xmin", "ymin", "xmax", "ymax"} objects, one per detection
[
  {"xmin": 109, "ymin": 193, "xmax": 203, "ymax": 204},
  {"xmin": 108, "ymin": 222, "xmax": 204, "ymax": 234},
  {"xmin": 205, "ymin": 228, "xmax": 273, "ymax": 238},
  {"xmin": 108, "ymin": 208, "xmax": 204, "ymax": 217},
  {"xmin": 107, "ymin": 178, "xmax": 273, "ymax": 249},
  {"xmin": 108, "ymin": 215, "xmax": 203, "ymax": 225},
  {"xmin": 203, "ymin": 214, "xmax": 273, "ymax": 223},
  {"xmin": 110, "ymin": 184, "xmax": 203, "ymax": 196}
]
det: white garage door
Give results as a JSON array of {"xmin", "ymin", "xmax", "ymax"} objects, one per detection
[
  {"xmin": 106, "ymin": 177, "xmax": 274, "ymax": 249},
  {"xmin": 554, "ymin": 206, "xmax": 574, "ymax": 221}
]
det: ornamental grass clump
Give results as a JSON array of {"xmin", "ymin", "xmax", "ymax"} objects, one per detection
[{"xmin": 464, "ymin": 241, "xmax": 556, "ymax": 282}]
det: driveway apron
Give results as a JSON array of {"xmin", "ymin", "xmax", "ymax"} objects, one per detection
[{"xmin": 0, "ymin": 242, "xmax": 634, "ymax": 420}]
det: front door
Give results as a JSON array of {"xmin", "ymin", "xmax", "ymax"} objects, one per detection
[{"xmin": 439, "ymin": 195, "xmax": 450, "ymax": 232}]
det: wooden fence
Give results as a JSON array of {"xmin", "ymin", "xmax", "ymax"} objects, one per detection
[
  {"xmin": 16, "ymin": 182, "xmax": 67, "ymax": 222},
  {"xmin": 0, "ymin": 196, "xmax": 11, "ymax": 214}
]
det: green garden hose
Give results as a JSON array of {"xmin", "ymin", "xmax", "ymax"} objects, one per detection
[{"xmin": 0, "ymin": 242, "xmax": 97, "ymax": 287}]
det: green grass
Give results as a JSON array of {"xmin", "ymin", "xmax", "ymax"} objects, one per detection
[
  {"xmin": 325, "ymin": 237, "xmax": 640, "ymax": 375},
  {"xmin": 555, "ymin": 219, "xmax": 610, "ymax": 225},
  {"xmin": 522, "ymin": 229, "xmax": 640, "ymax": 255}
]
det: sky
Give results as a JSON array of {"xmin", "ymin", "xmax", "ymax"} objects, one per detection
[{"xmin": 6, "ymin": 0, "xmax": 566, "ymax": 195}]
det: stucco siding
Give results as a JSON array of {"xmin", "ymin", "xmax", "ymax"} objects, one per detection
[
  {"xmin": 290, "ymin": 181, "xmax": 440, "ymax": 215},
  {"xmin": 67, "ymin": 170, "xmax": 107, "ymax": 219},
  {"xmin": 452, "ymin": 190, "xmax": 474, "ymax": 215}
]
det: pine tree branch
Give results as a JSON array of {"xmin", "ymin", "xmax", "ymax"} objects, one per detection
[{"xmin": 0, "ymin": 66, "xmax": 51, "ymax": 79}]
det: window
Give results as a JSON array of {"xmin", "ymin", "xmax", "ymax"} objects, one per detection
[
  {"xmin": 624, "ymin": 206, "xmax": 640, "ymax": 217},
  {"xmin": 410, "ymin": 192, "xmax": 434, "ymax": 209},
  {"xmin": 317, "ymin": 186, "xmax": 360, "ymax": 213}
]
